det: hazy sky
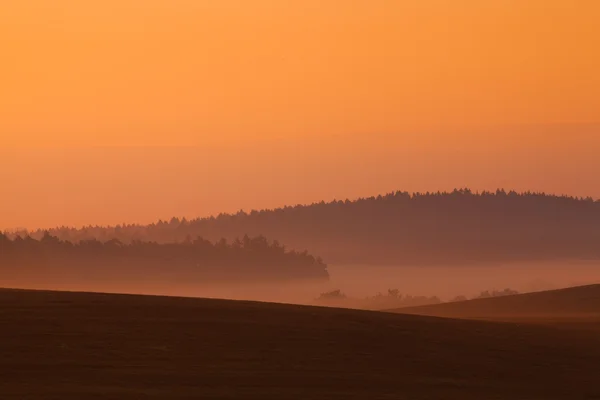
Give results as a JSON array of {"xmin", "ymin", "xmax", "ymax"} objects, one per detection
[{"xmin": 1, "ymin": 1, "xmax": 599, "ymax": 229}]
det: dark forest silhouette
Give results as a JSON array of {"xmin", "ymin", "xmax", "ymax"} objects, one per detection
[
  {"xmin": 0, "ymin": 233, "xmax": 328, "ymax": 282},
  {"xmin": 8, "ymin": 189, "xmax": 600, "ymax": 265}
]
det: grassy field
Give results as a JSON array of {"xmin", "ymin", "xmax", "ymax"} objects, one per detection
[{"xmin": 2, "ymin": 287, "xmax": 600, "ymax": 399}]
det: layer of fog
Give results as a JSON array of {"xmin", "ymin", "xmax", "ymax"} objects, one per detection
[
  {"xmin": 3, "ymin": 260, "xmax": 600, "ymax": 307},
  {"xmin": 326, "ymin": 260, "xmax": 600, "ymax": 300}
]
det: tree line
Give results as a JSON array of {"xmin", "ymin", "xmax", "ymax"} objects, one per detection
[
  {"xmin": 0, "ymin": 233, "xmax": 329, "ymax": 282},
  {"xmin": 315, "ymin": 287, "xmax": 521, "ymax": 310},
  {"xmin": 315, "ymin": 288, "xmax": 442, "ymax": 310},
  {"xmin": 7, "ymin": 189, "xmax": 600, "ymax": 265}
]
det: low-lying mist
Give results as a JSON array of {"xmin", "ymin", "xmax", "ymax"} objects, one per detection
[
  {"xmin": 3, "ymin": 260, "xmax": 600, "ymax": 309},
  {"xmin": 326, "ymin": 260, "xmax": 600, "ymax": 300}
]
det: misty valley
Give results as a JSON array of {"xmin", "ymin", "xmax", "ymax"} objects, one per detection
[
  {"xmin": 3, "ymin": 190, "xmax": 600, "ymax": 308},
  {"xmin": 3, "ymin": 1, "xmax": 599, "ymax": 397},
  {"xmin": 3, "ymin": 187, "xmax": 600, "ymax": 400}
]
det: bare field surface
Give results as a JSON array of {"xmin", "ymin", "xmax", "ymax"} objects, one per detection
[
  {"xmin": 2, "ymin": 288, "xmax": 600, "ymax": 399},
  {"xmin": 393, "ymin": 284, "xmax": 600, "ymax": 328}
]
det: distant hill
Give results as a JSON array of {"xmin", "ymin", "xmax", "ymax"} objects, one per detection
[
  {"xmin": 393, "ymin": 284, "xmax": 600, "ymax": 320},
  {"xmin": 1, "ymin": 288, "xmax": 600, "ymax": 399},
  {"xmin": 0, "ymin": 233, "xmax": 328, "ymax": 283},
  {"xmin": 11, "ymin": 189, "xmax": 600, "ymax": 265}
]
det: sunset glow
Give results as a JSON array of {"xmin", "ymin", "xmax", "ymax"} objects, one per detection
[{"xmin": 1, "ymin": 0, "xmax": 599, "ymax": 229}]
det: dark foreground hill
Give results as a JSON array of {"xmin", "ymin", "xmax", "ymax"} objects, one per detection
[
  {"xmin": 19, "ymin": 189, "xmax": 600, "ymax": 265},
  {"xmin": 2, "ymin": 289, "xmax": 600, "ymax": 399},
  {"xmin": 394, "ymin": 284, "xmax": 600, "ymax": 327}
]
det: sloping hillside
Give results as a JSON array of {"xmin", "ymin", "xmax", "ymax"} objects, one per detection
[
  {"xmin": 19, "ymin": 189, "xmax": 600, "ymax": 265},
  {"xmin": 1, "ymin": 288, "xmax": 600, "ymax": 399},
  {"xmin": 394, "ymin": 284, "xmax": 600, "ymax": 324}
]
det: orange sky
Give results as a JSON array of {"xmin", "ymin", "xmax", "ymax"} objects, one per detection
[{"xmin": 1, "ymin": 1, "xmax": 599, "ymax": 229}]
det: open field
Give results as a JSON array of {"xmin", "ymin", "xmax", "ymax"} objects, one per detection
[
  {"xmin": 393, "ymin": 284, "xmax": 600, "ymax": 330},
  {"xmin": 2, "ymin": 288, "xmax": 600, "ymax": 399}
]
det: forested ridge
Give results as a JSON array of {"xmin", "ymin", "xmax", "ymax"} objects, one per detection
[
  {"xmin": 0, "ymin": 233, "xmax": 328, "ymax": 282},
  {"xmin": 7, "ymin": 189, "xmax": 600, "ymax": 265}
]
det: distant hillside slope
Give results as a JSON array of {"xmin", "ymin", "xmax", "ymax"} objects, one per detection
[
  {"xmin": 1, "ymin": 288, "xmax": 600, "ymax": 399},
  {"xmin": 393, "ymin": 284, "xmax": 600, "ymax": 319},
  {"xmin": 15, "ymin": 189, "xmax": 600, "ymax": 265}
]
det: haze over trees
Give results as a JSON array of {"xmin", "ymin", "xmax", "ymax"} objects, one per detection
[
  {"xmin": 0, "ymin": 233, "xmax": 328, "ymax": 283},
  {"xmin": 315, "ymin": 288, "xmax": 442, "ymax": 310},
  {"xmin": 10, "ymin": 189, "xmax": 600, "ymax": 265},
  {"xmin": 314, "ymin": 288, "xmax": 521, "ymax": 310}
]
